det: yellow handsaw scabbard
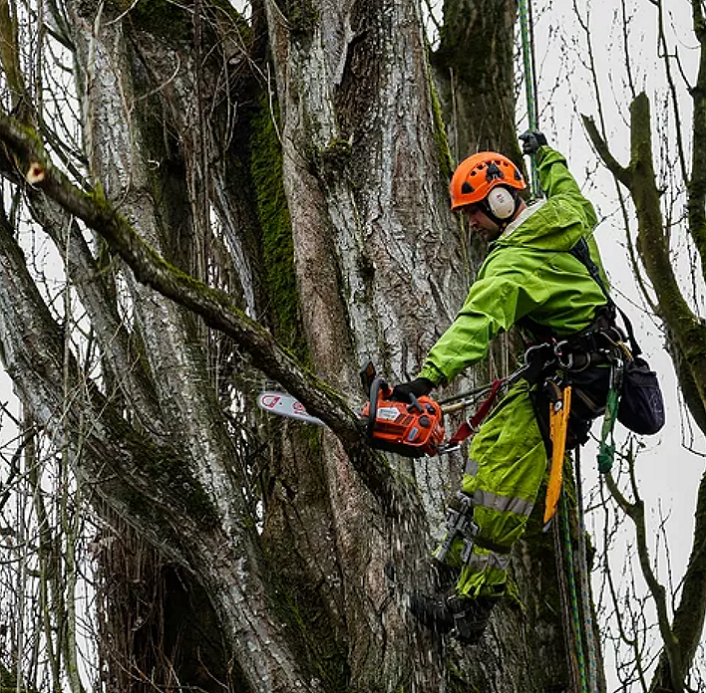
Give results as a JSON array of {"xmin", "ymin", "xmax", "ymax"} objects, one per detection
[{"xmin": 543, "ymin": 385, "xmax": 572, "ymax": 526}]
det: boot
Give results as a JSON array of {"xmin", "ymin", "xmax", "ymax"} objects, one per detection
[{"xmin": 409, "ymin": 591, "xmax": 500, "ymax": 644}]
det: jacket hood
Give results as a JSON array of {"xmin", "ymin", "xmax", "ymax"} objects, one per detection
[{"xmin": 492, "ymin": 193, "xmax": 597, "ymax": 253}]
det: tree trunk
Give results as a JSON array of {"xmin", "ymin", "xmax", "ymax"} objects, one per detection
[
  {"xmin": 0, "ymin": 0, "xmax": 587, "ymax": 690},
  {"xmin": 431, "ymin": 0, "xmax": 523, "ymax": 163}
]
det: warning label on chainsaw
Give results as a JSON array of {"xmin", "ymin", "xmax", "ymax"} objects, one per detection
[{"xmin": 376, "ymin": 407, "xmax": 402, "ymax": 422}]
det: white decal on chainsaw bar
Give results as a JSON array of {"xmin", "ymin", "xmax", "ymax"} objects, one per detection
[{"xmin": 257, "ymin": 391, "xmax": 324, "ymax": 425}]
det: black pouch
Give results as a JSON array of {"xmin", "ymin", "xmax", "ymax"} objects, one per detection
[
  {"xmin": 617, "ymin": 357, "xmax": 665, "ymax": 435},
  {"xmin": 532, "ymin": 365, "xmax": 611, "ymax": 451}
]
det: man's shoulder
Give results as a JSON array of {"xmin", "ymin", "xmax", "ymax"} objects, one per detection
[{"xmin": 482, "ymin": 244, "xmax": 550, "ymax": 276}]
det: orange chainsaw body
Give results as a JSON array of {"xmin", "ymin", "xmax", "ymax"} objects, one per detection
[{"xmin": 361, "ymin": 380, "xmax": 445, "ymax": 458}]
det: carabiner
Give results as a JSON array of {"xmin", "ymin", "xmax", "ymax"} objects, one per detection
[{"xmin": 554, "ymin": 340, "xmax": 574, "ymax": 369}]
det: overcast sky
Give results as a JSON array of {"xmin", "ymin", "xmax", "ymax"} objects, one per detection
[{"xmin": 533, "ymin": 0, "xmax": 706, "ymax": 686}]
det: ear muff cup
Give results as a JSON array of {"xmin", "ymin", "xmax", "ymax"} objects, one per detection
[{"xmin": 486, "ymin": 187, "xmax": 516, "ymax": 220}]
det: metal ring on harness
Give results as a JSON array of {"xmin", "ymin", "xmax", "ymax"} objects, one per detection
[{"xmin": 553, "ymin": 340, "xmax": 574, "ymax": 369}]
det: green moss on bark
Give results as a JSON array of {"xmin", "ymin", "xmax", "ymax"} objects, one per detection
[
  {"xmin": 265, "ymin": 573, "xmax": 349, "ymax": 692},
  {"xmin": 314, "ymin": 137, "xmax": 352, "ymax": 183},
  {"xmin": 130, "ymin": 0, "xmax": 191, "ymax": 42},
  {"xmin": 250, "ymin": 94, "xmax": 309, "ymax": 362},
  {"xmin": 280, "ymin": 0, "xmax": 318, "ymax": 37},
  {"xmin": 426, "ymin": 45, "xmax": 454, "ymax": 181}
]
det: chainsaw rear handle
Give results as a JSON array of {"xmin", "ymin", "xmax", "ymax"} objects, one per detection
[
  {"xmin": 367, "ymin": 377, "xmax": 388, "ymax": 441},
  {"xmin": 367, "ymin": 377, "xmax": 423, "ymax": 440}
]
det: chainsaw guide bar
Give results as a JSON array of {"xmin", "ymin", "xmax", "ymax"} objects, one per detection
[
  {"xmin": 257, "ymin": 362, "xmax": 509, "ymax": 457},
  {"xmin": 257, "ymin": 391, "xmax": 324, "ymax": 425}
]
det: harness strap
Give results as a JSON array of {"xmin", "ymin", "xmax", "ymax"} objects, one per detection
[
  {"xmin": 571, "ymin": 238, "xmax": 641, "ymax": 356},
  {"xmin": 597, "ymin": 355, "xmax": 624, "ymax": 473}
]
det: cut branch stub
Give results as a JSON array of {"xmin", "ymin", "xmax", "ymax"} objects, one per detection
[{"xmin": 0, "ymin": 112, "xmax": 411, "ymax": 511}]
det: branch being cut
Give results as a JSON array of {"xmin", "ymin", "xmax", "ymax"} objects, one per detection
[{"xmin": 0, "ymin": 113, "xmax": 405, "ymax": 510}]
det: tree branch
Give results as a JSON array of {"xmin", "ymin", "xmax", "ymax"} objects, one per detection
[
  {"xmin": 582, "ymin": 114, "xmax": 633, "ymax": 189},
  {"xmin": 0, "ymin": 112, "xmax": 406, "ymax": 511},
  {"xmin": 626, "ymin": 94, "xmax": 706, "ymax": 415},
  {"xmin": 605, "ymin": 447, "xmax": 685, "ymax": 693},
  {"xmin": 688, "ymin": 2, "xmax": 706, "ymax": 288}
]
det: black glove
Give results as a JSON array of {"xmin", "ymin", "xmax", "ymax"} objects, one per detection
[
  {"xmin": 519, "ymin": 130, "xmax": 547, "ymax": 155},
  {"xmin": 390, "ymin": 377, "xmax": 434, "ymax": 402}
]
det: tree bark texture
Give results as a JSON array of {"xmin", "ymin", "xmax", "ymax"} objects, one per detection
[
  {"xmin": 431, "ymin": 0, "xmax": 523, "ymax": 164},
  {"xmin": 0, "ymin": 0, "xmax": 582, "ymax": 690}
]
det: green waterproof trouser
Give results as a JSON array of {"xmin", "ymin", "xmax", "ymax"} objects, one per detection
[{"xmin": 436, "ymin": 379, "xmax": 547, "ymax": 599}]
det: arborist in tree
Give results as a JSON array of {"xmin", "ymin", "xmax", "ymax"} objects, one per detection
[{"xmin": 391, "ymin": 131, "xmax": 626, "ymax": 643}]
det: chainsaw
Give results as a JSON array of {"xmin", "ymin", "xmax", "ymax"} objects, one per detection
[
  {"xmin": 360, "ymin": 373, "xmax": 446, "ymax": 458},
  {"xmin": 257, "ymin": 365, "xmax": 446, "ymax": 457},
  {"xmin": 257, "ymin": 362, "xmax": 522, "ymax": 458}
]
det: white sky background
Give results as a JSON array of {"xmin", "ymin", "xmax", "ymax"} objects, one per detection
[{"xmin": 529, "ymin": 0, "xmax": 706, "ymax": 687}]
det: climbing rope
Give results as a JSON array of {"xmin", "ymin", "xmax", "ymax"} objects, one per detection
[
  {"xmin": 575, "ymin": 448, "xmax": 600, "ymax": 691},
  {"xmin": 518, "ymin": 0, "xmax": 541, "ymax": 197},
  {"xmin": 518, "ymin": 0, "xmax": 539, "ymax": 130},
  {"xmin": 551, "ymin": 451, "xmax": 605, "ymax": 693},
  {"xmin": 517, "ymin": 2, "xmax": 600, "ymax": 685},
  {"xmin": 552, "ymin": 497, "xmax": 584, "ymax": 692}
]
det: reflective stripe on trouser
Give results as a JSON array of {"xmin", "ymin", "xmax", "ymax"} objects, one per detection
[{"xmin": 436, "ymin": 379, "xmax": 547, "ymax": 599}]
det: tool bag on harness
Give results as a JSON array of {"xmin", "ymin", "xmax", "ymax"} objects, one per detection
[
  {"xmin": 618, "ymin": 356, "xmax": 663, "ymax": 435},
  {"xmin": 569, "ymin": 238, "xmax": 665, "ymax": 436}
]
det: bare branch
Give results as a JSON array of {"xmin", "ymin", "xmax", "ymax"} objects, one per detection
[
  {"xmin": 655, "ymin": 0, "xmax": 688, "ymax": 180},
  {"xmin": 605, "ymin": 444, "xmax": 685, "ymax": 693},
  {"xmin": 0, "ymin": 111, "xmax": 406, "ymax": 510},
  {"xmin": 0, "ymin": 0, "xmax": 28, "ymax": 114},
  {"xmin": 688, "ymin": 1, "xmax": 706, "ymax": 281},
  {"xmin": 582, "ymin": 114, "xmax": 633, "ymax": 188}
]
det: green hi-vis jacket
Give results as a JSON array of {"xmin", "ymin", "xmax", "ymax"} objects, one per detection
[{"xmin": 419, "ymin": 146, "xmax": 608, "ymax": 387}]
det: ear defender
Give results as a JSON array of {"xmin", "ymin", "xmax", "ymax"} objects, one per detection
[{"xmin": 485, "ymin": 186, "xmax": 517, "ymax": 220}]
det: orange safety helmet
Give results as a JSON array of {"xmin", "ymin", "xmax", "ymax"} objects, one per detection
[{"xmin": 449, "ymin": 152, "xmax": 526, "ymax": 211}]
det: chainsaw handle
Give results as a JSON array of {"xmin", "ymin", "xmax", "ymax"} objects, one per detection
[
  {"xmin": 367, "ymin": 377, "xmax": 391, "ymax": 440},
  {"xmin": 368, "ymin": 378, "xmax": 425, "ymax": 440},
  {"xmin": 407, "ymin": 393, "xmax": 423, "ymax": 413}
]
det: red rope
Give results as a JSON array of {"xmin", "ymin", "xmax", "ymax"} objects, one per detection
[{"xmin": 446, "ymin": 378, "xmax": 505, "ymax": 446}]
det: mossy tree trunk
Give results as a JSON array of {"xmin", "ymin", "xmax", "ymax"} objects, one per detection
[
  {"xmin": 0, "ymin": 0, "xmax": 582, "ymax": 690},
  {"xmin": 431, "ymin": 0, "xmax": 523, "ymax": 163}
]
